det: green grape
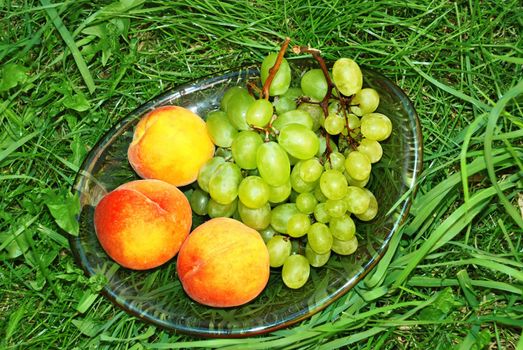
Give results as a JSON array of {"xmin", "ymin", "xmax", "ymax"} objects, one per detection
[
  {"xmin": 344, "ymin": 113, "xmax": 361, "ymax": 138},
  {"xmin": 257, "ymin": 141, "xmax": 291, "ymax": 187},
  {"xmin": 267, "ymin": 235, "xmax": 292, "ymax": 268},
  {"xmin": 295, "ymin": 192, "xmax": 317, "ymax": 214},
  {"xmin": 189, "ymin": 187, "xmax": 209, "ymax": 216},
  {"xmin": 347, "ymin": 113, "xmax": 361, "ymax": 130},
  {"xmin": 268, "ymin": 179, "xmax": 292, "ymax": 204},
  {"xmin": 231, "ymin": 130, "xmax": 263, "ymax": 170},
  {"xmin": 307, "ymin": 222, "xmax": 333, "ymax": 254},
  {"xmin": 290, "ymin": 162, "xmax": 317, "ymax": 193},
  {"xmin": 331, "ymin": 236, "xmax": 358, "ymax": 255},
  {"xmin": 238, "ymin": 201, "xmax": 271, "ymax": 230},
  {"xmin": 273, "ymin": 87, "xmax": 303, "ymax": 115},
  {"xmin": 259, "ymin": 226, "xmax": 277, "ymax": 243},
  {"xmin": 273, "ymin": 96, "xmax": 296, "ymax": 115},
  {"xmin": 344, "ymin": 151, "xmax": 371, "ymax": 181},
  {"xmin": 351, "ymin": 88, "xmax": 380, "ymax": 115},
  {"xmin": 324, "ymin": 114, "xmax": 345, "ymax": 135},
  {"xmin": 282, "ymin": 254, "xmax": 310, "ymax": 289},
  {"xmin": 197, "ymin": 156, "xmax": 225, "ymax": 193},
  {"xmin": 283, "ymin": 87, "xmax": 303, "ymax": 99},
  {"xmin": 207, "ymin": 198, "xmax": 237, "ymax": 218},
  {"xmin": 287, "ymin": 212, "xmax": 311, "ymax": 238},
  {"xmin": 329, "ymin": 214, "xmax": 356, "ymax": 241},
  {"xmin": 247, "ymin": 168, "xmax": 260, "ymax": 176},
  {"xmin": 328, "ymin": 101, "xmax": 341, "ymax": 115},
  {"xmin": 205, "ymin": 110, "xmax": 238, "ymax": 148},
  {"xmin": 313, "ymin": 202, "xmax": 330, "ymax": 223},
  {"xmin": 332, "ymin": 58, "xmax": 363, "ymax": 96},
  {"xmin": 238, "ymin": 176, "xmax": 270, "ymax": 209},
  {"xmin": 278, "ymin": 124, "xmax": 320, "ymax": 160},
  {"xmin": 246, "ymin": 99, "xmax": 274, "ymax": 128},
  {"xmin": 272, "ymin": 109, "xmax": 314, "ymax": 130},
  {"xmin": 260, "ymin": 53, "xmax": 291, "ymax": 96},
  {"xmin": 325, "ymin": 198, "xmax": 347, "ymax": 218},
  {"xmin": 270, "ymin": 203, "xmax": 299, "ymax": 234},
  {"xmin": 344, "ymin": 185, "xmax": 370, "ymax": 215},
  {"xmin": 320, "ymin": 169, "xmax": 348, "ymax": 200},
  {"xmin": 314, "ymin": 184, "xmax": 328, "ymax": 202},
  {"xmin": 360, "ymin": 113, "xmax": 392, "ymax": 141},
  {"xmin": 220, "ymin": 86, "xmax": 248, "ymax": 112},
  {"xmin": 301, "ymin": 68, "xmax": 328, "ymax": 101},
  {"xmin": 355, "ymin": 189, "xmax": 378, "ymax": 221},
  {"xmin": 305, "ymin": 243, "xmax": 331, "ymax": 267},
  {"xmin": 208, "ymin": 162, "xmax": 242, "ymax": 204},
  {"xmin": 225, "ymin": 90, "xmax": 255, "ymax": 130},
  {"xmin": 344, "ymin": 171, "xmax": 370, "ymax": 188},
  {"xmin": 299, "ymin": 158, "xmax": 323, "ymax": 183},
  {"xmin": 324, "ymin": 152, "xmax": 345, "ymax": 171},
  {"xmin": 357, "ymin": 138, "xmax": 383, "ymax": 163},
  {"xmin": 297, "ymin": 102, "xmax": 323, "ymax": 131}
]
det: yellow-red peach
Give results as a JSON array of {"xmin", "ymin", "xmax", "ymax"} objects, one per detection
[
  {"xmin": 176, "ymin": 217, "xmax": 270, "ymax": 307},
  {"xmin": 94, "ymin": 179, "xmax": 192, "ymax": 270},
  {"xmin": 128, "ymin": 105, "xmax": 215, "ymax": 187}
]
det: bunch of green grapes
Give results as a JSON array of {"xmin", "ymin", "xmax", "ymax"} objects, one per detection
[{"xmin": 189, "ymin": 51, "xmax": 392, "ymax": 289}]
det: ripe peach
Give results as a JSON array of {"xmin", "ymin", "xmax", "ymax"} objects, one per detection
[
  {"xmin": 128, "ymin": 106, "xmax": 215, "ymax": 187},
  {"xmin": 176, "ymin": 217, "xmax": 270, "ymax": 307},
  {"xmin": 94, "ymin": 179, "xmax": 192, "ymax": 270}
]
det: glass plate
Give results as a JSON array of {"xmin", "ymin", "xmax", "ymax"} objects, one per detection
[{"xmin": 69, "ymin": 58, "xmax": 423, "ymax": 337}]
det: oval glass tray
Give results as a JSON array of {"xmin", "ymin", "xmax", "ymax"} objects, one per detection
[{"xmin": 69, "ymin": 59, "xmax": 423, "ymax": 337}]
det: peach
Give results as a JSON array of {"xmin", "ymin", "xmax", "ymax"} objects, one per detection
[
  {"xmin": 176, "ymin": 217, "xmax": 270, "ymax": 307},
  {"xmin": 128, "ymin": 106, "xmax": 215, "ymax": 187},
  {"xmin": 94, "ymin": 179, "xmax": 192, "ymax": 270}
]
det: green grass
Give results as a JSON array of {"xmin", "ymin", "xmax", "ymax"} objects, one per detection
[{"xmin": 1, "ymin": 0, "xmax": 522, "ymax": 348}]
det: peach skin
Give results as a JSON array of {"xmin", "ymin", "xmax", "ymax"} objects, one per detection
[
  {"xmin": 176, "ymin": 217, "xmax": 270, "ymax": 307},
  {"xmin": 94, "ymin": 179, "xmax": 192, "ymax": 270},
  {"xmin": 128, "ymin": 106, "xmax": 215, "ymax": 187}
]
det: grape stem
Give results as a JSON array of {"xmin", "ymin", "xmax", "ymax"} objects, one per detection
[
  {"xmin": 262, "ymin": 37, "xmax": 291, "ymax": 100},
  {"xmin": 292, "ymin": 45, "xmax": 360, "ymax": 156},
  {"xmin": 291, "ymin": 45, "xmax": 335, "ymax": 117},
  {"xmin": 338, "ymin": 94, "xmax": 359, "ymax": 149},
  {"xmin": 292, "ymin": 45, "xmax": 337, "ymax": 159},
  {"xmin": 247, "ymin": 81, "xmax": 263, "ymax": 98},
  {"xmin": 250, "ymin": 114, "xmax": 279, "ymax": 142}
]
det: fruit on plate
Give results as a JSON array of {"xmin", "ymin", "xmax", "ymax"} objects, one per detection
[
  {"xmin": 93, "ymin": 179, "xmax": 192, "ymax": 270},
  {"xmin": 191, "ymin": 40, "xmax": 393, "ymax": 289},
  {"xmin": 128, "ymin": 105, "xmax": 215, "ymax": 187},
  {"xmin": 176, "ymin": 217, "xmax": 270, "ymax": 307}
]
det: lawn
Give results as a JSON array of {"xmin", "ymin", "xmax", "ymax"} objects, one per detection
[{"xmin": 1, "ymin": 0, "xmax": 522, "ymax": 349}]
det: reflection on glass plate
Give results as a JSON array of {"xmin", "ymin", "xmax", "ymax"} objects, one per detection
[{"xmin": 69, "ymin": 59, "xmax": 423, "ymax": 337}]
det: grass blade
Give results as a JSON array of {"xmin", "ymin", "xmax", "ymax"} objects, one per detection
[
  {"xmin": 483, "ymin": 79, "xmax": 523, "ymax": 230},
  {"xmin": 405, "ymin": 151, "xmax": 513, "ymax": 235},
  {"xmin": 0, "ymin": 130, "xmax": 39, "ymax": 164},
  {"xmin": 39, "ymin": 0, "xmax": 96, "ymax": 93},
  {"xmin": 5, "ymin": 305, "xmax": 25, "ymax": 342},
  {"xmin": 393, "ymin": 176, "xmax": 518, "ymax": 287},
  {"xmin": 403, "ymin": 56, "xmax": 490, "ymax": 112},
  {"xmin": 317, "ymin": 327, "xmax": 386, "ymax": 350},
  {"xmin": 456, "ymin": 270, "xmax": 479, "ymax": 309},
  {"xmin": 407, "ymin": 276, "xmax": 522, "ymax": 295}
]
